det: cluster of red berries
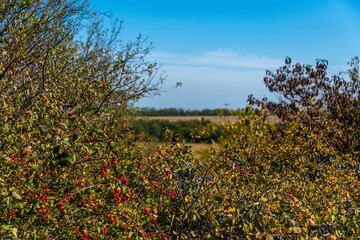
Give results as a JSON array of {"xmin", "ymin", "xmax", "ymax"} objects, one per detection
[
  {"xmin": 111, "ymin": 158, "xmax": 116, "ymax": 166},
  {"xmin": 42, "ymin": 165, "xmax": 56, "ymax": 178},
  {"xmin": 85, "ymin": 152, "xmax": 90, "ymax": 161},
  {"xmin": 75, "ymin": 180, "xmax": 83, "ymax": 187},
  {"xmin": 77, "ymin": 226, "xmax": 106, "ymax": 240},
  {"xmin": 161, "ymin": 189, "xmax": 177, "ymax": 198},
  {"xmin": 78, "ymin": 227, "xmax": 99, "ymax": 240},
  {"xmin": 21, "ymin": 148, "xmax": 31, "ymax": 157},
  {"xmin": 3, "ymin": 210, "xmax": 20, "ymax": 218},
  {"xmin": 143, "ymin": 207, "xmax": 150, "ymax": 216},
  {"xmin": 113, "ymin": 187, "xmax": 134, "ymax": 203},
  {"xmin": 108, "ymin": 214, "xmax": 117, "ymax": 224},
  {"xmin": 101, "ymin": 163, "xmax": 109, "ymax": 176},
  {"xmin": 118, "ymin": 173, "xmax": 129, "ymax": 185},
  {"xmin": 10, "ymin": 155, "xmax": 19, "ymax": 162},
  {"xmin": 37, "ymin": 208, "xmax": 49, "ymax": 221}
]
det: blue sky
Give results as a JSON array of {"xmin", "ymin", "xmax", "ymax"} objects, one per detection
[{"xmin": 89, "ymin": 0, "xmax": 360, "ymax": 109}]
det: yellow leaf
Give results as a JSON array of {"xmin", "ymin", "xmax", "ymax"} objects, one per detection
[
  {"xmin": 152, "ymin": 205, "xmax": 158, "ymax": 214},
  {"xmin": 12, "ymin": 227, "xmax": 18, "ymax": 237},
  {"xmin": 227, "ymin": 207, "xmax": 235, "ymax": 213}
]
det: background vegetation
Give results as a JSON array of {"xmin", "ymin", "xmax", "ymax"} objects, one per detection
[
  {"xmin": 0, "ymin": 0, "xmax": 359, "ymax": 239},
  {"xmin": 137, "ymin": 108, "xmax": 234, "ymax": 116},
  {"xmin": 133, "ymin": 119, "xmax": 223, "ymax": 143}
]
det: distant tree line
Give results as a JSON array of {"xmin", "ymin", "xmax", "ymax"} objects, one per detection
[
  {"xmin": 137, "ymin": 107, "xmax": 234, "ymax": 116},
  {"xmin": 133, "ymin": 119, "xmax": 224, "ymax": 143}
]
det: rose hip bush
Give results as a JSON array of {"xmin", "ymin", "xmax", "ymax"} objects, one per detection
[
  {"xmin": 0, "ymin": 0, "xmax": 166, "ymax": 238},
  {"xmin": 1, "ymin": 0, "xmax": 359, "ymax": 239}
]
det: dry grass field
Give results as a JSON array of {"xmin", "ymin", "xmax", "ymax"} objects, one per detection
[
  {"xmin": 138, "ymin": 142, "xmax": 219, "ymax": 158},
  {"xmin": 136, "ymin": 115, "xmax": 280, "ymax": 158},
  {"xmin": 190, "ymin": 143, "xmax": 221, "ymax": 158}
]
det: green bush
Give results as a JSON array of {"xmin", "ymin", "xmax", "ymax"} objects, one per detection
[{"xmin": 133, "ymin": 119, "xmax": 224, "ymax": 143}]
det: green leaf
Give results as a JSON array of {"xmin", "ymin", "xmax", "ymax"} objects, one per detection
[
  {"xmin": 1, "ymin": 225, "xmax": 13, "ymax": 231},
  {"xmin": 64, "ymin": 138, "xmax": 71, "ymax": 146},
  {"xmin": 12, "ymin": 191, "xmax": 22, "ymax": 200},
  {"xmin": 340, "ymin": 215, "xmax": 347, "ymax": 224},
  {"xmin": 30, "ymin": 164, "xmax": 41, "ymax": 172}
]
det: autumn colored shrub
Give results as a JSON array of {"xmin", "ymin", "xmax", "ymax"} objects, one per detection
[
  {"xmin": 1, "ymin": 0, "xmax": 359, "ymax": 239},
  {"xmin": 248, "ymin": 57, "xmax": 360, "ymax": 154},
  {"xmin": 210, "ymin": 57, "xmax": 360, "ymax": 238},
  {"xmin": 136, "ymin": 106, "xmax": 359, "ymax": 239},
  {"xmin": 217, "ymin": 107, "xmax": 360, "ymax": 238}
]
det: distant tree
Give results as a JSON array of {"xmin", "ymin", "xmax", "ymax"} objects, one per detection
[
  {"xmin": 248, "ymin": 57, "xmax": 360, "ymax": 153},
  {"xmin": 137, "ymin": 108, "xmax": 234, "ymax": 116}
]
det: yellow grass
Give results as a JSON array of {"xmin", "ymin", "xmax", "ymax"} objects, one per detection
[{"xmin": 138, "ymin": 142, "xmax": 219, "ymax": 159}]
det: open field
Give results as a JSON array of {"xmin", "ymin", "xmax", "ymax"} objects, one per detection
[
  {"xmin": 189, "ymin": 143, "xmax": 220, "ymax": 158},
  {"xmin": 138, "ymin": 142, "xmax": 219, "ymax": 158}
]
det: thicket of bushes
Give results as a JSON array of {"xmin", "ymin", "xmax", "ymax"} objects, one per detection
[
  {"xmin": 1, "ymin": 1, "xmax": 359, "ymax": 239},
  {"xmin": 133, "ymin": 119, "xmax": 223, "ymax": 143}
]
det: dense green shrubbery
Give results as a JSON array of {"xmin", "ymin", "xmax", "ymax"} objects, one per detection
[
  {"xmin": 1, "ymin": 1, "xmax": 359, "ymax": 239},
  {"xmin": 133, "ymin": 119, "xmax": 223, "ymax": 143}
]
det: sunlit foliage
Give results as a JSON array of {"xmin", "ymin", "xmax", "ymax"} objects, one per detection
[{"xmin": 0, "ymin": 0, "xmax": 359, "ymax": 239}]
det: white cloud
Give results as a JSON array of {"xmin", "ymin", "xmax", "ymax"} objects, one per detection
[{"xmin": 149, "ymin": 49, "xmax": 283, "ymax": 70}]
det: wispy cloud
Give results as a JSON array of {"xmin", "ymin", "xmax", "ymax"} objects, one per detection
[
  {"xmin": 149, "ymin": 49, "xmax": 283, "ymax": 70},
  {"xmin": 139, "ymin": 49, "xmax": 282, "ymax": 109}
]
